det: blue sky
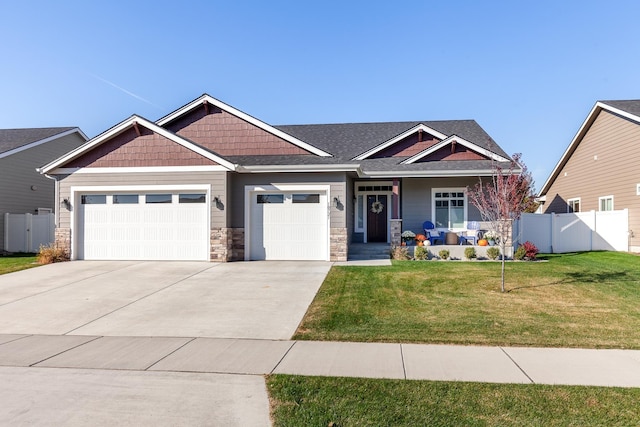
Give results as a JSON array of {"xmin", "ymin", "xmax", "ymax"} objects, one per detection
[{"xmin": 2, "ymin": 1, "xmax": 639, "ymax": 188}]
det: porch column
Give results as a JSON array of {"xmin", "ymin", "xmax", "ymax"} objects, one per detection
[
  {"xmin": 391, "ymin": 178, "xmax": 401, "ymax": 246},
  {"xmin": 392, "ymin": 178, "xmax": 400, "ymax": 219}
]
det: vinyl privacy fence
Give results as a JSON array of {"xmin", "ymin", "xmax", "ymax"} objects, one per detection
[
  {"xmin": 513, "ymin": 210, "xmax": 629, "ymax": 253},
  {"xmin": 4, "ymin": 213, "xmax": 55, "ymax": 253}
]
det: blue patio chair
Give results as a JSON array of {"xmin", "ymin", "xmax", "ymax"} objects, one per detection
[
  {"xmin": 459, "ymin": 221, "xmax": 481, "ymax": 245},
  {"xmin": 423, "ymin": 220, "xmax": 444, "ymax": 245}
]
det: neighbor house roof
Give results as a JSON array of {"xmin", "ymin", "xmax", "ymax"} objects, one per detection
[
  {"xmin": 539, "ymin": 99, "xmax": 640, "ymax": 196},
  {"xmin": 0, "ymin": 127, "xmax": 86, "ymax": 156}
]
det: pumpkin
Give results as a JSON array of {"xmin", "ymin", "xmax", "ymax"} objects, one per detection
[{"xmin": 478, "ymin": 239, "xmax": 489, "ymax": 246}]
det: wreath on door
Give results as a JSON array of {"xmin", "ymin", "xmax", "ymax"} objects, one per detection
[{"xmin": 370, "ymin": 200, "xmax": 384, "ymax": 214}]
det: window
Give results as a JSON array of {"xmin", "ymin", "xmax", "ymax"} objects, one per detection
[
  {"xmin": 146, "ymin": 194, "xmax": 172, "ymax": 204},
  {"xmin": 433, "ymin": 190, "xmax": 466, "ymax": 229},
  {"xmin": 81, "ymin": 195, "xmax": 106, "ymax": 204},
  {"xmin": 599, "ymin": 195, "xmax": 614, "ymax": 211},
  {"xmin": 292, "ymin": 194, "xmax": 320, "ymax": 204},
  {"xmin": 179, "ymin": 193, "xmax": 206, "ymax": 203},
  {"xmin": 113, "ymin": 194, "xmax": 139, "ymax": 204},
  {"xmin": 257, "ymin": 194, "xmax": 284, "ymax": 204},
  {"xmin": 637, "ymin": 184, "xmax": 640, "ymax": 196},
  {"xmin": 567, "ymin": 198, "xmax": 580, "ymax": 213}
]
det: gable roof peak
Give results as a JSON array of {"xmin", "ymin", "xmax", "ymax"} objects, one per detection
[{"xmin": 156, "ymin": 94, "xmax": 332, "ymax": 157}]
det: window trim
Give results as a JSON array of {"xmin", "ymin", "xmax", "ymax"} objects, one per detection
[
  {"xmin": 431, "ymin": 187, "xmax": 468, "ymax": 230},
  {"xmin": 598, "ymin": 195, "xmax": 614, "ymax": 211},
  {"xmin": 567, "ymin": 197, "xmax": 581, "ymax": 213}
]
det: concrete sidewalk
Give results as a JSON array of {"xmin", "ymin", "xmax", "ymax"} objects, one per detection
[{"xmin": 1, "ymin": 334, "xmax": 639, "ymax": 388}]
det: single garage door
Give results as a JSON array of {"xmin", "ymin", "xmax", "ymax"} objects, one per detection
[
  {"xmin": 77, "ymin": 192, "xmax": 208, "ymax": 261},
  {"xmin": 250, "ymin": 192, "xmax": 328, "ymax": 260}
]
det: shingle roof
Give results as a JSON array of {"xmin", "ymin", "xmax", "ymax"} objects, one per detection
[
  {"xmin": 0, "ymin": 127, "xmax": 75, "ymax": 154},
  {"xmin": 599, "ymin": 100, "xmax": 640, "ymax": 118},
  {"xmin": 274, "ymin": 120, "xmax": 508, "ymax": 160}
]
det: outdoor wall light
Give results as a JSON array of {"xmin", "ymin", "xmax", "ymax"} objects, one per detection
[
  {"xmin": 213, "ymin": 196, "xmax": 224, "ymax": 210},
  {"xmin": 333, "ymin": 196, "xmax": 343, "ymax": 210},
  {"xmin": 61, "ymin": 198, "xmax": 71, "ymax": 210}
]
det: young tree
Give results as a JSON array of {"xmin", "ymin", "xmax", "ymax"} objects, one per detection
[{"xmin": 467, "ymin": 153, "xmax": 537, "ymax": 292}]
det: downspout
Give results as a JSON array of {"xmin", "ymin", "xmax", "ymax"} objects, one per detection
[{"xmin": 43, "ymin": 174, "xmax": 60, "ymax": 228}]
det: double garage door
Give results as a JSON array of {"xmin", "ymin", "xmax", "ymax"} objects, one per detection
[
  {"xmin": 76, "ymin": 189, "xmax": 330, "ymax": 261},
  {"xmin": 77, "ymin": 192, "xmax": 209, "ymax": 261}
]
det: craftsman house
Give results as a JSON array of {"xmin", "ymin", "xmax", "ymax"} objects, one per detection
[{"xmin": 39, "ymin": 94, "xmax": 513, "ymax": 261}]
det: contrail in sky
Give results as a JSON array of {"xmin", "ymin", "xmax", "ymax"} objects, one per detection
[{"xmin": 90, "ymin": 73, "xmax": 164, "ymax": 110}]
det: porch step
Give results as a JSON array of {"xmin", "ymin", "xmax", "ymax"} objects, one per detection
[{"xmin": 348, "ymin": 243, "xmax": 391, "ymax": 261}]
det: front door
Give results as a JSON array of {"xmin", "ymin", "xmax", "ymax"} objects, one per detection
[{"xmin": 367, "ymin": 195, "xmax": 388, "ymax": 242}]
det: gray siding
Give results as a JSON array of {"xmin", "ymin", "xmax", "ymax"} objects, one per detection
[
  {"xmin": 401, "ymin": 177, "xmax": 483, "ymax": 234},
  {"xmin": 228, "ymin": 172, "xmax": 347, "ymax": 229},
  {"xmin": 56, "ymin": 171, "xmax": 227, "ymax": 230},
  {"xmin": 543, "ymin": 110, "xmax": 640, "ymax": 250},
  {"xmin": 0, "ymin": 132, "xmax": 86, "ymax": 251}
]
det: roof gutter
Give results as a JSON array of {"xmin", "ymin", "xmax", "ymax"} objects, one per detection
[
  {"xmin": 236, "ymin": 164, "xmax": 363, "ymax": 175},
  {"xmin": 361, "ymin": 168, "xmax": 522, "ymax": 179}
]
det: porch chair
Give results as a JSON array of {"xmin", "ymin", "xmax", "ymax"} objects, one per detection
[
  {"xmin": 423, "ymin": 221, "xmax": 444, "ymax": 245},
  {"xmin": 459, "ymin": 221, "xmax": 481, "ymax": 245}
]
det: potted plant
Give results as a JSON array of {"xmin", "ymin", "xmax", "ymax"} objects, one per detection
[
  {"xmin": 484, "ymin": 230, "xmax": 498, "ymax": 246},
  {"xmin": 401, "ymin": 230, "xmax": 416, "ymax": 245}
]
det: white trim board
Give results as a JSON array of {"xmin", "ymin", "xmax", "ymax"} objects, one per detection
[
  {"xmin": 157, "ymin": 94, "xmax": 333, "ymax": 158},
  {"xmin": 402, "ymin": 135, "xmax": 510, "ymax": 164},
  {"xmin": 352, "ymin": 123, "xmax": 449, "ymax": 161},
  {"xmin": 39, "ymin": 115, "xmax": 236, "ymax": 174}
]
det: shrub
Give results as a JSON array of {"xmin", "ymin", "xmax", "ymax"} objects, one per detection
[
  {"xmin": 391, "ymin": 245, "xmax": 410, "ymax": 260},
  {"xmin": 37, "ymin": 244, "xmax": 69, "ymax": 264},
  {"xmin": 438, "ymin": 249, "xmax": 450, "ymax": 260},
  {"xmin": 486, "ymin": 246, "xmax": 501, "ymax": 260},
  {"xmin": 514, "ymin": 241, "xmax": 539, "ymax": 261},
  {"xmin": 414, "ymin": 245, "xmax": 428, "ymax": 260},
  {"xmin": 522, "ymin": 241, "xmax": 539, "ymax": 260},
  {"xmin": 464, "ymin": 247, "xmax": 477, "ymax": 260}
]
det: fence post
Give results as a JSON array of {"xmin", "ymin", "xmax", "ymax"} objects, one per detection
[
  {"xmin": 3, "ymin": 213, "xmax": 8, "ymax": 252},
  {"xmin": 550, "ymin": 214, "xmax": 555, "ymax": 253},
  {"xmin": 26, "ymin": 213, "xmax": 33, "ymax": 253}
]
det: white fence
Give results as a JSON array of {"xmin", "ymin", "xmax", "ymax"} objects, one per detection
[
  {"xmin": 513, "ymin": 210, "xmax": 629, "ymax": 253},
  {"xmin": 4, "ymin": 213, "xmax": 55, "ymax": 253}
]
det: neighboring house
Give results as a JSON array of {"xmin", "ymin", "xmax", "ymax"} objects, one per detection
[
  {"xmin": 0, "ymin": 127, "xmax": 88, "ymax": 252},
  {"xmin": 39, "ymin": 94, "xmax": 513, "ymax": 262},
  {"xmin": 539, "ymin": 100, "xmax": 640, "ymax": 252}
]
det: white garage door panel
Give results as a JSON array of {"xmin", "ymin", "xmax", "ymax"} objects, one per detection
[
  {"xmin": 78, "ymin": 194, "xmax": 208, "ymax": 261},
  {"xmin": 250, "ymin": 192, "xmax": 328, "ymax": 261}
]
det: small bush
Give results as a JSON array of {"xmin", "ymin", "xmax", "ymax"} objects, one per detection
[
  {"xmin": 414, "ymin": 245, "xmax": 428, "ymax": 260},
  {"xmin": 37, "ymin": 244, "xmax": 69, "ymax": 264},
  {"xmin": 522, "ymin": 241, "xmax": 539, "ymax": 260},
  {"xmin": 438, "ymin": 249, "xmax": 450, "ymax": 260},
  {"xmin": 464, "ymin": 247, "xmax": 477, "ymax": 260},
  {"xmin": 391, "ymin": 245, "xmax": 410, "ymax": 260},
  {"xmin": 514, "ymin": 241, "xmax": 539, "ymax": 261},
  {"xmin": 486, "ymin": 246, "xmax": 501, "ymax": 260}
]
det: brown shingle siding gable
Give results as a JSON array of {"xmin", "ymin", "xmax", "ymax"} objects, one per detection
[
  {"xmin": 65, "ymin": 126, "xmax": 217, "ymax": 168},
  {"xmin": 164, "ymin": 105, "xmax": 312, "ymax": 156}
]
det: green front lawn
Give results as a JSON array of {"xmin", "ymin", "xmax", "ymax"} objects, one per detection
[
  {"xmin": 0, "ymin": 254, "xmax": 38, "ymax": 275},
  {"xmin": 268, "ymin": 375, "xmax": 640, "ymax": 426},
  {"xmin": 294, "ymin": 252, "xmax": 640, "ymax": 348}
]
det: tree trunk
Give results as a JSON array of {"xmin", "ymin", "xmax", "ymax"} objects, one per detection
[{"xmin": 500, "ymin": 242, "xmax": 506, "ymax": 292}]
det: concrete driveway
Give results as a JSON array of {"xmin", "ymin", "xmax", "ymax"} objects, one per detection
[
  {"xmin": 0, "ymin": 260, "xmax": 331, "ymax": 425},
  {"xmin": 0, "ymin": 260, "xmax": 331, "ymax": 339}
]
